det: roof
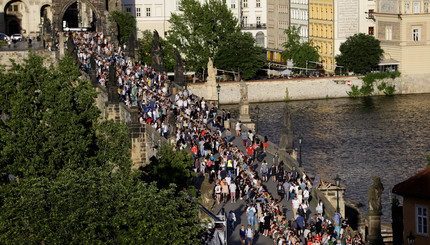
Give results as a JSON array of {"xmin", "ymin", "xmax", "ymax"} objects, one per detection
[{"xmin": 392, "ymin": 167, "xmax": 430, "ymax": 199}]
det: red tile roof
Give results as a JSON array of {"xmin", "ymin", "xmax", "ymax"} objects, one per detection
[{"xmin": 392, "ymin": 167, "xmax": 430, "ymax": 200}]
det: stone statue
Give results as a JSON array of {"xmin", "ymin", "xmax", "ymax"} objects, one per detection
[
  {"xmin": 151, "ymin": 30, "xmax": 166, "ymax": 73},
  {"xmin": 368, "ymin": 176, "xmax": 384, "ymax": 215},
  {"xmin": 279, "ymin": 105, "xmax": 294, "ymax": 150},
  {"xmin": 131, "ymin": 84, "xmax": 138, "ymax": 107},
  {"xmin": 174, "ymin": 48, "xmax": 184, "ymax": 85},
  {"xmin": 89, "ymin": 54, "xmax": 97, "ymax": 86},
  {"xmin": 127, "ymin": 27, "xmax": 138, "ymax": 59}
]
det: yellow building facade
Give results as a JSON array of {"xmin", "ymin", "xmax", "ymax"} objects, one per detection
[{"xmin": 309, "ymin": 0, "xmax": 335, "ymax": 73}]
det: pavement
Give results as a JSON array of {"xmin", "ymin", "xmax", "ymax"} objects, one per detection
[
  {"xmin": 0, "ymin": 39, "xmax": 44, "ymax": 51},
  {"xmin": 209, "ymin": 123, "xmax": 319, "ymax": 245}
]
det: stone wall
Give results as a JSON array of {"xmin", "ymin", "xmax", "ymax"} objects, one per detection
[
  {"xmin": 0, "ymin": 50, "xmax": 58, "ymax": 69},
  {"xmin": 189, "ymin": 75, "xmax": 430, "ymax": 104}
]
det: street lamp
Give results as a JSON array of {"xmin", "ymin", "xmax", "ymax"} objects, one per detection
[
  {"xmin": 184, "ymin": 68, "xmax": 187, "ymax": 90},
  {"xmin": 335, "ymin": 174, "xmax": 341, "ymax": 213},
  {"xmin": 298, "ymin": 135, "xmax": 303, "ymax": 167},
  {"xmin": 407, "ymin": 232, "xmax": 415, "ymax": 245},
  {"xmin": 216, "ymin": 84, "xmax": 221, "ymax": 109},
  {"xmin": 255, "ymin": 105, "xmax": 260, "ymax": 134}
]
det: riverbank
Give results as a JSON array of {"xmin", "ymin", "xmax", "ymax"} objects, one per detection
[{"xmin": 189, "ymin": 74, "xmax": 430, "ymax": 104}]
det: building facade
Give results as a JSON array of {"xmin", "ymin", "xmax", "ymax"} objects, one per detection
[
  {"xmin": 374, "ymin": 0, "xmax": 430, "ymax": 75},
  {"xmin": 290, "ymin": 0, "xmax": 308, "ymax": 42},
  {"xmin": 309, "ymin": 0, "xmax": 335, "ymax": 72},
  {"xmin": 240, "ymin": 0, "xmax": 267, "ymax": 48},
  {"xmin": 393, "ymin": 167, "xmax": 430, "ymax": 245},
  {"xmin": 266, "ymin": 0, "xmax": 289, "ymax": 64}
]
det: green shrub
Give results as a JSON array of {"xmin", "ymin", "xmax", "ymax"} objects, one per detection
[
  {"xmin": 384, "ymin": 85, "xmax": 396, "ymax": 96},
  {"xmin": 377, "ymin": 82, "xmax": 387, "ymax": 91}
]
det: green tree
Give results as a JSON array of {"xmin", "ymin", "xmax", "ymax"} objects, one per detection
[
  {"xmin": 282, "ymin": 26, "xmax": 320, "ymax": 73},
  {"xmin": 0, "ymin": 167, "xmax": 203, "ymax": 244},
  {"xmin": 215, "ymin": 31, "xmax": 265, "ymax": 80},
  {"xmin": 0, "ymin": 53, "xmax": 131, "ymax": 179},
  {"xmin": 109, "ymin": 10, "xmax": 137, "ymax": 44},
  {"xmin": 336, "ymin": 33, "xmax": 384, "ymax": 74},
  {"xmin": 139, "ymin": 30, "xmax": 176, "ymax": 71},
  {"xmin": 168, "ymin": 0, "xmax": 241, "ymax": 71},
  {"xmin": 140, "ymin": 144, "xmax": 195, "ymax": 192}
]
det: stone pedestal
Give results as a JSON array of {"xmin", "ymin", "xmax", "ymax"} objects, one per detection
[
  {"xmin": 59, "ymin": 32, "xmax": 65, "ymax": 58},
  {"xmin": 368, "ymin": 215, "xmax": 384, "ymax": 245},
  {"xmin": 205, "ymin": 58, "xmax": 217, "ymax": 101},
  {"xmin": 238, "ymin": 80, "xmax": 254, "ymax": 129},
  {"xmin": 279, "ymin": 107, "xmax": 294, "ymax": 150}
]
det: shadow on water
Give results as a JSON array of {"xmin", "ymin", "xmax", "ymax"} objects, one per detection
[{"xmin": 359, "ymin": 96, "xmax": 375, "ymax": 110}]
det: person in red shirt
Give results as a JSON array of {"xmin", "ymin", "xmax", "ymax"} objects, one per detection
[{"xmin": 247, "ymin": 146, "xmax": 254, "ymax": 159}]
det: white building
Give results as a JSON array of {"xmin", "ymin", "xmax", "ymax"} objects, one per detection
[
  {"xmin": 240, "ymin": 0, "xmax": 267, "ymax": 47},
  {"xmin": 290, "ymin": 0, "xmax": 309, "ymax": 42},
  {"xmin": 123, "ymin": 0, "xmax": 242, "ymax": 39}
]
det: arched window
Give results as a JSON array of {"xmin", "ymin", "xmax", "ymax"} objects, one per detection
[{"xmin": 256, "ymin": 31, "xmax": 264, "ymax": 47}]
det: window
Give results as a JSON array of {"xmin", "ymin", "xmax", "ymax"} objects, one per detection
[
  {"xmin": 136, "ymin": 8, "xmax": 141, "ymax": 17},
  {"xmin": 368, "ymin": 26, "xmax": 374, "ymax": 36},
  {"xmin": 425, "ymin": 2, "xmax": 429, "ymax": 13},
  {"xmin": 126, "ymin": 7, "xmax": 131, "ymax": 13},
  {"xmin": 405, "ymin": 3, "xmax": 410, "ymax": 14},
  {"xmin": 146, "ymin": 7, "xmax": 151, "ymax": 17},
  {"xmin": 242, "ymin": 16, "xmax": 248, "ymax": 26},
  {"xmin": 256, "ymin": 16, "xmax": 261, "ymax": 26},
  {"xmin": 386, "ymin": 27, "xmax": 392, "ymax": 40},
  {"xmin": 414, "ymin": 3, "xmax": 420, "ymax": 14},
  {"xmin": 231, "ymin": 0, "xmax": 236, "ymax": 9},
  {"xmin": 368, "ymin": 9, "xmax": 374, "ymax": 19},
  {"xmin": 256, "ymin": 0, "xmax": 260, "ymax": 8},
  {"xmin": 413, "ymin": 28, "xmax": 420, "ymax": 41},
  {"xmin": 243, "ymin": 0, "xmax": 248, "ymax": 8},
  {"xmin": 13, "ymin": 5, "xmax": 18, "ymax": 11},
  {"xmin": 417, "ymin": 206, "xmax": 428, "ymax": 235}
]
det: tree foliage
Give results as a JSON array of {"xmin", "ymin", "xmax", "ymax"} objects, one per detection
[
  {"xmin": 168, "ymin": 0, "xmax": 263, "ymax": 78},
  {"xmin": 139, "ymin": 30, "xmax": 176, "ymax": 71},
  {"xmin": 109, "ymin": 10, "xmax": 137, "ymax": 45},
  {"xmin": 281, "ymin": 26, "xmax": 320, "ymax": 72},
  {"xmin": 215, "ymin": 31, "xmax": 265, "ymax": 80},
  {"xmin": 140, "ymin": 144, "xmax": 195, "ymax": 192},
  {"xmin": 0, "ymin": 54, "xmax": 203, "ymax": 244},
  {"xmin": 336, "ymin": 33, "xmax": 384, "ymax": 74},
  {"xmin": 0, "ymin": 54, "xmax": 130, "ymax": 179},
  {"xmin": 0, "ymin": 167, "xmax": 203, "ymax": 244}
]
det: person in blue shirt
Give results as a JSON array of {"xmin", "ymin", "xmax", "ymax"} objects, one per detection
[
  {"xmin": 296, "ymin": 213, "xmax": 305, "ymax": 236},
  {"xmin": 334, "ymin": 210, "xmax": 342, "ymax": 238}
]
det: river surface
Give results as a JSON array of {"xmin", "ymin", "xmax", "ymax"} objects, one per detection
[{"xmin": 226, "ymin": 94, "xmax": 430, "ymax": 222}]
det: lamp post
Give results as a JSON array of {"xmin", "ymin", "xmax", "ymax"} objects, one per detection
[
  {"xmin": 335, "ymin": 174, "xmax": 341, "ymax": 213},
  {"xmin": 407, "ymin": 232, "xmax": 415, "ymax": 245},
  {"xmin": 255, "ymin": 105, "xmax": 260, "ymax": 134},
  {"xmin": 298, "ymin": 135, "xmax": 303, "ymax": 167},
  {"xmin": 184, "ymin": 68, "xmax": 187, "ymax": 90},
  {"xmin": 216, "ymin": 84, "xmax": 221, "ymax": 109}
]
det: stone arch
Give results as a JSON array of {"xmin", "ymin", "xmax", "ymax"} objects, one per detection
[
  {"xmin": 2, "ymin": 0, "xmax": 30, "ymax": 35},
  {"xmin": 54, "ymin": 0, "xmax": 102, "ymax": 31},
  {"xmin": 255, "ymin": 31, "xmax": 264, "ymax": 47}
]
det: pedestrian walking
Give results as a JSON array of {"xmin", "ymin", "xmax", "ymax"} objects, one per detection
[
  {"xmin": 229, "ymin": 210, "xmax": 236, "ymax": 230},
  {"xmin": 246, "ymin": 225, "xmax": 253, "ymax": 245},
  {"xmin": 239, "ymin": 225, "xmax": 246, "ymax": 245}
]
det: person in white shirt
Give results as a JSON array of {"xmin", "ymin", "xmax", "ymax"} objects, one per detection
[{"xmin": 229, "ymin": 182, "xmax": 237, "ymax": 203}]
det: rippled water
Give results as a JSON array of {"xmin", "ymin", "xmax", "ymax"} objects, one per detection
[{"xmin": 225, "ymin": 94, "xmax": 430, "ymax": 222}]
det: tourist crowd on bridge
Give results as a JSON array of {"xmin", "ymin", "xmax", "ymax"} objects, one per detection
[{"xmin": 68, "ymin": 31, "xmax": 363, "ymax": 245}]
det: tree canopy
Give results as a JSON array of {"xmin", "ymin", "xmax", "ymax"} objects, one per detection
[
  {"xmin": 215, "ymin": 31, "xmax": 265, "ymax": 80},
  {"xmin": 281, "ymin": 26, "xmax": 320, "ymax": 73},
  {"xmin": 0, "ymin": 167, "xmax": 203, "ymax": 244},
  {"xmin": 109, "ymin": 11, "xmax": 137, "ymax": 45},
  {"xmin": 0, "ymin": 54, "xmax": 203, "ymax": 243},
  {"xmin": 168, "ymin": 0, "xmax": 264, "ymax": 78},
  {"xmin": 335, "ymin": 33, "xmax": 384, "ymax": 74},
  {"xmin": 0, "ymin": 54, "xmax": 131, "ymax": 179}
]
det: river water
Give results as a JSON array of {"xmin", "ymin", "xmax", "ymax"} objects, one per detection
[{"xmin": 229, "ymin": 94, "xmax": 430, "ymax": 222}]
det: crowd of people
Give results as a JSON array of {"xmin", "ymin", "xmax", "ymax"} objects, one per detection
[{"xmin": 69, "ymin": 31, "xmax": 363, "ymax": 245}]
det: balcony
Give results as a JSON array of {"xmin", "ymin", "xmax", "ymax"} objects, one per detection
[{"xmin": 241, "ymin": 23, "xmax": 267, "ymax": 30}]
